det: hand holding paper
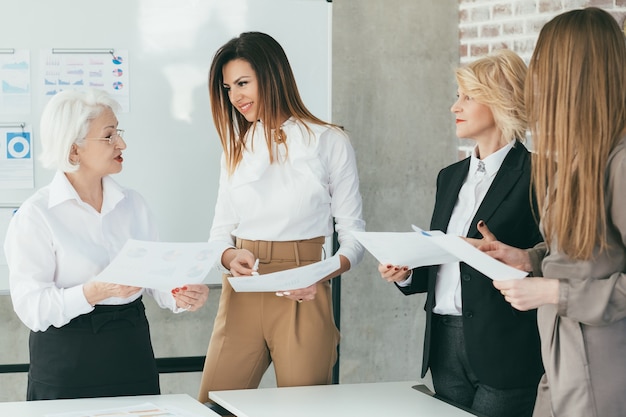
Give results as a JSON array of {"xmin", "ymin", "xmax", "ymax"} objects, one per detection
[
  {"xmin": 351, "ymin": 226, "xmax": 527, "ymax": 281},
  {"xmin": 409, "ymin": 225, "xmax": 528, "ymax": 280},
  {"xmin": 227, "ymin": 256, "xmax": 341, "ymax": 292},
  {"xmin": 350, "ymin": 229, "xmax": 456, "ymax": 270}
]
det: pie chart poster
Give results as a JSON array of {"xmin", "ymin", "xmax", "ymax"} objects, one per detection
[{"xmin": 1, "ymin": 129, "xmax": 33, "ymax": 189}]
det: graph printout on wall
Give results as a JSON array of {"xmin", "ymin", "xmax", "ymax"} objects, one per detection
[
  {"xmin": 0, "ymin": 49, "xmax": 30, "ymax": 114},
  {"xmin": 40, "ymin": 49, "xmax": 130, "ymax": 112}
]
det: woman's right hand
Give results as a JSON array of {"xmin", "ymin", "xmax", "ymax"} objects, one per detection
[
  {"xmin": 223, "ymin": 248, "xmax": 257, "ymax": 277},
  {"xmin": 83, "ymin": 281, "xmax": 142, "ymax": 306},
  {"xmin": 378, "ymin": 263, "xmax": 411, "ymax": 283},
  {"xmin": 476, "ymin": 221, "xmax": 532, "ymax": 272}
]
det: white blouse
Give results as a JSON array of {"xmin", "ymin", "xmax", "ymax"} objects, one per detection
[
  {"xmin": 4, "ymin": 171, "xmax": 178, "ymax": 332},
  {"xmin": 209, "ymin": 118, "xmax": 365, "ymax": 268},
  {"xmin": 433, "ymin": 142, "xmax": 513, "ymax": 315}
]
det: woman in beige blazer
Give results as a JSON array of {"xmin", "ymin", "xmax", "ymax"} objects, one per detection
[{"xmin": 475, "ymin": 7, "xmax": 626, "ymax": 417}]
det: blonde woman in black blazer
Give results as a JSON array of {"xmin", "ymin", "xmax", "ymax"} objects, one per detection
[{"xmin": 379, "ymin": 50, "xmax": 543, "ymax": 417}]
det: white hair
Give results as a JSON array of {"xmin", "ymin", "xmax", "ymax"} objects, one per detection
[{"xmin": 39, "ymin": 89, "xmax": 121, "ymax": 172}]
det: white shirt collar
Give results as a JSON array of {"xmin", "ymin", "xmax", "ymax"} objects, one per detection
[
  {"xmin": 48, "ymin": 171, "xmax": 125, "ymax": 214},
  {"xmin": 470, "ymin": 141, "xmax": 514, "ymax": 178}
]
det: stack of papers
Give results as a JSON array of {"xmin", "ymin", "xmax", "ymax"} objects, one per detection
[{"xmin": 351, "ymin": 225, "xmax": 527, "ymax": 281}]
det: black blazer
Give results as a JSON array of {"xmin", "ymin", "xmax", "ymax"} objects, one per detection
[{"xmin": 400, "ymin": 142, "xmax": 544, "ymax": 389}]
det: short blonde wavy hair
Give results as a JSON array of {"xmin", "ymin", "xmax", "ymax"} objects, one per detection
[{"xmin": 455, "ymin": 49, "xmax": 527, "ymax": 145}]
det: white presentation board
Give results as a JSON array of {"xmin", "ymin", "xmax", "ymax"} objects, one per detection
[{"xmin": 0, "ymin": 0, "xmax": 332, "ymax": 288}]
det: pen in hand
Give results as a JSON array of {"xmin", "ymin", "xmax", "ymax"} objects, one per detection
[{"xmin": 251, "ymin": 258, "xmax": 260, "ymax": 276}]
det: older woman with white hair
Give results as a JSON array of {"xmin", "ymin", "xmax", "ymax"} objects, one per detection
[{"xmin": 4, "ymin": 88, "xmax": 208, "ymax": 400}]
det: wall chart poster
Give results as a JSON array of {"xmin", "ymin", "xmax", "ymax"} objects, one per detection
[
  {"xmin": 0, "ymin": 125, "xmax": 33, "ymax": 189},
  {"xmin": 0, "ymin": 49, "xmax": 30, "ymax": 114},
  {"xmin": 41, "ymin": 49, "xmax": 130, "ymax": 112}
]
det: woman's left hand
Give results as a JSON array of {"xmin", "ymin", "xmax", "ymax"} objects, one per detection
[
  {"xmin": 493, "ymin": 278, "xmax": 559, "ymax": 311},
  {"xmin": 276, "ymin": 284, "xmax": 317, "ymax": 303},
  {"xmin": 172, "ymin": 284, "xmax": 209, "ymax": 311}
]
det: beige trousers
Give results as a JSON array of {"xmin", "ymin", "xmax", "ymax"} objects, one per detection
[{"xmin": 197, "ymin": 237, "xmax": 340, "ymax": 404}]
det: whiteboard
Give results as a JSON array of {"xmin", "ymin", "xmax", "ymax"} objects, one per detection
[{"xmin": 0, "ymin": 0, "xmax": 332, "ymax": 287}]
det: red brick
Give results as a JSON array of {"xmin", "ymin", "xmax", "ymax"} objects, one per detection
[
  {"xmin": 470, "ymin": 44, "xmax": 489, "ymax": 57},
  {"xmin": 480, "ymin": 24, "xmax": 501, "ymax": 37},
  {"xmin": 491, "ymin": 42, "xmax": 510, "ymax": 52},
  {"xmin": 460, "ymin": 26, "xmax": 479, "ymax": 40},
  {"xmin": 459, "ymin": 9, "xmax": 470, "ymax": 24},
  {"xmin": 493, "ymin": 4, "xmax": 513, "ymax": 19},
  {"xmin": 538, "ymin": 0, "xmax": 561, "ymax": 13},
  {"xmin": 584, "ymin": 0, "xmax": 615, "ymax": 8},
  {"xmin": 503, "ymin": 22, "xmax": 524, "ymax": 35}
]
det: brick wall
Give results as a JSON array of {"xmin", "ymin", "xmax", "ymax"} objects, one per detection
[
  {"xmin": 459, "ymin": 0, "xmax": 626, "ymax": 63},
  {"xmin": 456, "ymin": 1, "xmax": 626, "ymax": 156}
]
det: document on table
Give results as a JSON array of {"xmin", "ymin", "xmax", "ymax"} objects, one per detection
[
  {"xmin": 91, "ymin": 240, "xmax": 220, "ymax": 291},
  {"xmin": 45, "ymin": 402, "xmax": 198, "ymax": 417},
  {"xmin": 351, "ymin": 226, "xmax": 527, "ymax": 280},
  {"xmin": 228, "ymin": 255, "xmax": 341, "ymax": 292}
]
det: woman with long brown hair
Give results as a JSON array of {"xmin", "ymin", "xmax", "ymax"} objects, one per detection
[
  {"xmin": 198, "ymin": 32, "xmax": 365, "ymax": 406},
  {"xmin": 479, "ymin": 7, "xmax": 626, "ymax": 416}
]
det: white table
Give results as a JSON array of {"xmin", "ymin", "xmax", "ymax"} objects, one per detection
[
  {"xmin": 210, "ymin": 381, "xmax": 477, "ymax": 417},
  {"xmin": 0, "ymin": 393, "xmax": 220, "ymax": 416}
]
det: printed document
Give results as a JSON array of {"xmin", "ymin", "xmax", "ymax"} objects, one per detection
[
  {"xmin": 228, "ymin": 255, "xmax": 341, "ymax": 292},
  {"xmin": 92, "ymin": 240, "xmax": 219, "ymax": 291}
]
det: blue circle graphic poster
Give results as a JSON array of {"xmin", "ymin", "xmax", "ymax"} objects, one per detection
[{"xmin": 6, "ymin": 132, "xmax": 31, "ymax": 159}]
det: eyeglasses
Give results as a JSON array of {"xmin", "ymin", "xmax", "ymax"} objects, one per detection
[{"xmin": 84, "ymin": 129, "xmax": 125, "ymax": 146}]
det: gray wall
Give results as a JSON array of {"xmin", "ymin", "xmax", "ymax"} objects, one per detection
[
  {"xmin": 0, "ymin": 0, "xmax": 459, "ymax": 401},
  {"xmin": 333, "ymin": 0, "xmax": 458, "ymax": 383}
]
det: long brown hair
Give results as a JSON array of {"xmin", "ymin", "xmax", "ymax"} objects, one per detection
[
  {"xmin": 208, "ymin": 31, "xmax": 337, "ymax": 174},
  {"xmin": 526, "ymin": 7, "xmax": 626, "ymax": 259}
]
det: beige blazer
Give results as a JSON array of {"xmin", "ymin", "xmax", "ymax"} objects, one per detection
[{"xmin": 528, "ymin": 137, "xmax": 626, "ymax": 417}]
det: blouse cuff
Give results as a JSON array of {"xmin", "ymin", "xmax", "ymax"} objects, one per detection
[
  {"xmin": 69, "ymin": 284, "xmax": 96, "ymax": 316},
  {"xmin": 208, "ymin": 240, "xmax": 235, "ymax": 273},
  {"xmin": 527, "ymin": 246, "xmax": 546, "ymax": 277}
]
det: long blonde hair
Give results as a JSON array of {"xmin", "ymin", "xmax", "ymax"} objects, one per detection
[
  {"xmin": 208, "ymin": 32, "xmax": 337, "ymax": 175},
  {"xmin": 526, "ymin": 7, "xmax": 626, "ymax": 259}
]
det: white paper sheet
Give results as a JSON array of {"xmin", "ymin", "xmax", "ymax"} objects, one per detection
[
  {"xmin": 413, "ymin": 226, "xmax": 528, "ymax": 280},
  {"xmin": 351, "ymin": 227, "xmax": 527, "ymax": 281},
  {"xmin": 350, "ymin": 230, "xmax": 457, "ymax": 269},
  {"xmin": 227, "ymin": 256, "xmax": 341, "ymax": 292},
  {"xmin": 91, "ymin": 240, "xmax": 219, "ymax": 291},
  {"xmin": 45, "ymin": 402, "xmax": 197, "ymax": 417}
]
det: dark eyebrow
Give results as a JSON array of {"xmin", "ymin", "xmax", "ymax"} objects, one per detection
[{"xmin": 225, "ymin": 75, "xmax": 251, "ymax": 86}]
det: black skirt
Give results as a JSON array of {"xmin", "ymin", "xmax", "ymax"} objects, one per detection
[{"xmin": 27, "ymin": 297, "xmax": 160, "ymax": 400}]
